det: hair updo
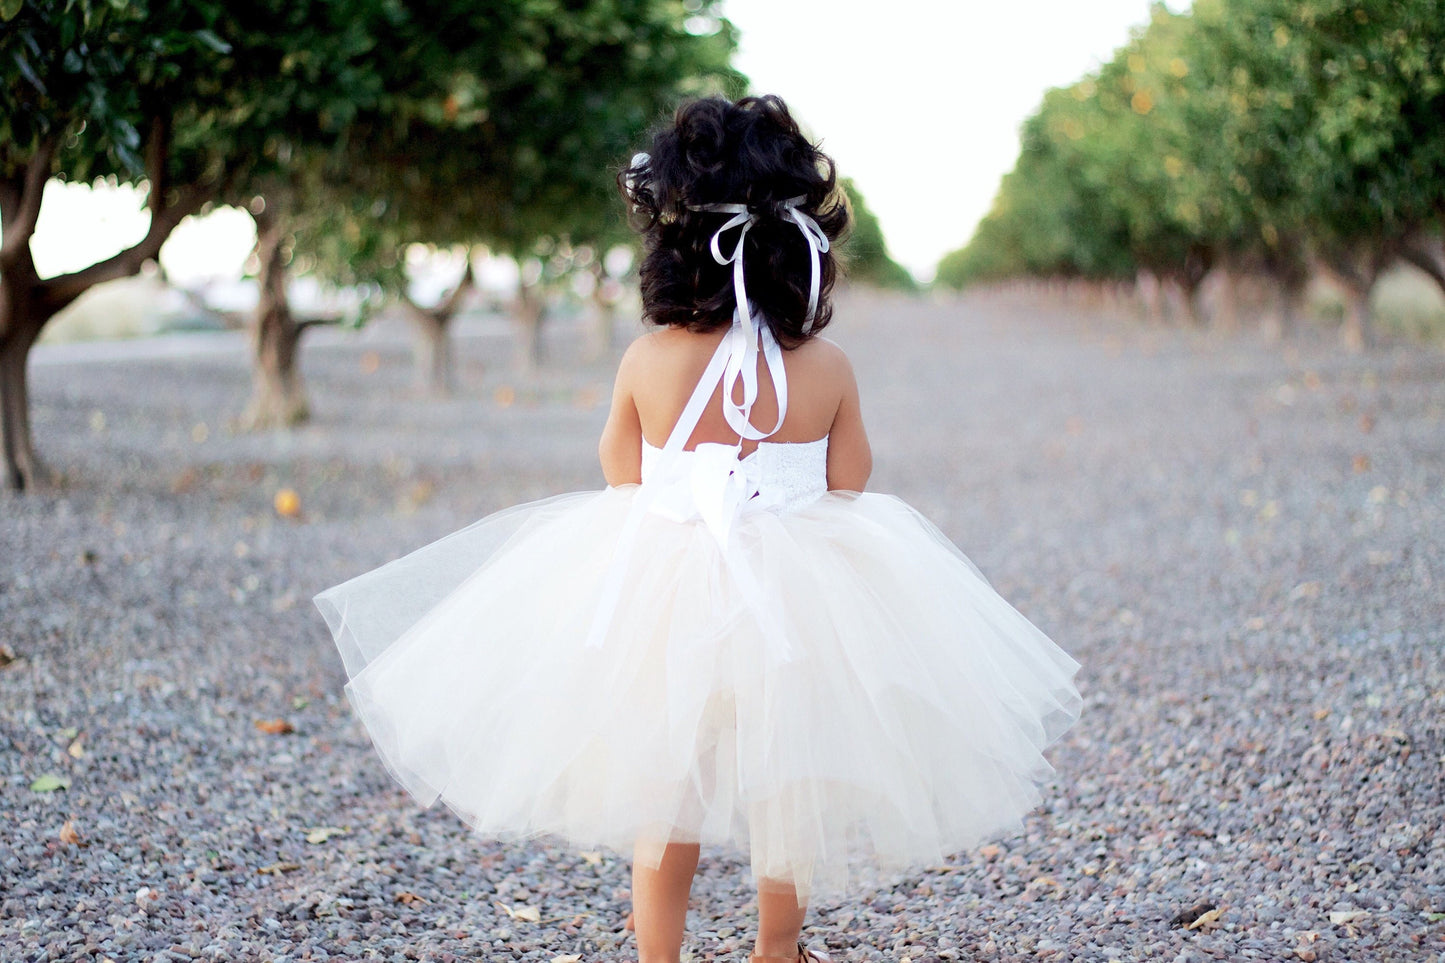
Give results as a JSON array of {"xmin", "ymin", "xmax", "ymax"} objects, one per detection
[{"xmin": 618, "ymin": 95, "xmax": 850, "ymax": 345}]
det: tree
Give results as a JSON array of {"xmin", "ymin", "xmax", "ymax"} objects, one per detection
[
  {"xmin": 254, "ymin": 0, "xmax": 742, "ymax": 402},
  {"xmin": 0, "ymin": 2, "xmax": 235, "ymax": 490},
  {"xmin": 0, "ymin": 0, "xmax": 418, "ymax": 484},
  {"xmin": 839, "ymin": 179, "xmax": 915, "ymax": 290},
  {"xmin": 1187, "ymin": 0, "xmax": 1445, "ymax": 348},
  {"xmin": 936, "ymin": 0, "xmax": 1445, "ymax": 349}
]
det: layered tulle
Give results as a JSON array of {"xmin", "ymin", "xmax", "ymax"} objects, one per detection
[{"xmin": 316, "ymin": 486, "xmax": 1080, "ymax": 895}]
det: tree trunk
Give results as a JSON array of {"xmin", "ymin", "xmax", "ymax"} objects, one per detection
[
  {"xmin": 1339, "ymin": 284, "xmax": 1372, "ymax": 353},
  {"xmin": 585, "ymin": 262, "xmax": 616, "ymax": 362},
  {"xmin": 240, "ymin": 203, "xmax": 309, "ymax": 430},
  {"xmin": 515, "ymin": 280, "xmax": 546, "ymax": 372},
  {"xmin": 1170, "ymin": 276, "xmax": 1202, "ymax": 327},
  {"xmin": 1213, "ymin": 255, "xmax": 1241, "ymax": 334},
  {"xmin": 413, "ymin": 313, "xmax": 452, "ymax": 395},
  {"xmin": 1260, "ymin": 246, "xmax": 1309, "ymax": 343},
  {"xmin": 0, "ymin": 241, "xmax": 50, "ymax": 491},
  {"xmin": 1401, "ymin": 230, "xmax": 1445, "ymax": 296},
  {"xmin": 404, "ymin": 257, "xmax": 473, "ymax": 396},
  {"xmin": 0, "ymin": 121, "xmax": 208, "ymax": 490},
  {"xmin": 1137, "ymin": 269, "xmax": 1165, "ymax": 323},
  {"xmin": 0, "ymin": 312, "xmax": 46, "ymax": 491},
  {"xmin": 1261, "ymin": 277, "xmax": 1304, "ymax": 343},
  {"xmin": 1314, "ymin": 241, "xmax": 1394, "ymax": 353}
]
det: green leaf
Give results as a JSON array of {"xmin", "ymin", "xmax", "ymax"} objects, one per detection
[
  {"xmin": 11, "ymin": 50, "xmax": 47, "ymax": 94},
  {"xmin": 30, "ymin": 774, "xmax": 70, "ymax": 792},
  {"xmin": 0, "ymin": 0, "xmax": 24, "ymax": 22}
]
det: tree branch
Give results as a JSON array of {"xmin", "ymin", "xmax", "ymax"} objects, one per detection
[
  {"xmin": 39, "ymin": 186, "xmax": 209, "ymax": 312},
  {"xmin": 0, "ymin": 134, "xmax": 59, "ymax": 263},
  {"xmin": 144, "ymin": 114, "xmax": 171, "ymax": 217},
  {"xmin": 435, "ymin": 257, "xmax": 475, "ymax": 320},
  {"xmin": 401, "ymin": 257, "xmax": 475, "ymax": 324}
]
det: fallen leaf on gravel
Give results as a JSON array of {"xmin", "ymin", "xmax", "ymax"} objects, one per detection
[
  {"xmin": 274, "ymin": 488, "xmax": 301, "ymax": 518},
  {"xmin": 1169, "ymin": 902, "xmax": 1216, "ymax": 928},
  {"xmin": 552, "ymin": 955, "xmax": 582, "ymax": 963},
  {"xmin": 255, "ymin": 719, "xmax": 295, "ymax": 735},
  {"xmin": 1424, "ymin": 912, "xmax": 1445, "ymax": 922},
  {"xmin": 304, "ymin": 826, "xmax": 348, "ymax": 844},
  {"xmin": 0, "ymin": 644, "xmax": 18, "ymax": 667},
  {"xmin": 135, "ymin": 886, "xmax": 161, "ymax": 912},
  {"xmin": 67, "ymin": 738, "xmax": 84, "ymax": 759},
  {"xmin": 1186, "ymin": 907, "xmax": 1225, "ymax": 931},
  {"xmin": 171, "ymin": 468, "xmax": 200, "ymax": 494},
  {"xmin": 30, "ymin": 774, "xmax": 69, "ymax": 792},
  {"xmin": 579, "ymin": 851, "xmax": 603, "ymax": 865},
  {"xmin": 395, "ymin": 892, "xmax": 427, "ymax": 905},
  {"xmin": 257, "ymin": 862, "xmax": 301, "ymax": 875},
  {"xmin": 495, "ymin": 901, "xmax": 541, "ymax": 923},
  {"xmin": 59, "ymin": 821, "xmax": 83, "ymax": 846},
  {"xmin": 1329, "ymin": 910, "xmax": 1368, "ymax": 926}
]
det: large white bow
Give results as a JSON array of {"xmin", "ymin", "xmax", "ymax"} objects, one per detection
[{"xmin": 650, "ymin": 442, "xmax": 786, "ymax": 550}]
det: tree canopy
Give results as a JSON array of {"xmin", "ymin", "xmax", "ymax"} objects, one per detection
[
  {"xmin": 936, "ymin": 0, "xmax": 1445, "ymax": 347},
  {"xmin": 0, "ymin": 0, "xmax": 744, "ymax": 484}
]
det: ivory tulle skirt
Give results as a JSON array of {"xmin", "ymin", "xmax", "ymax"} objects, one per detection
[{"xmin": 315, "ymin": 486, "xmax": 1081, "ymax": 895}]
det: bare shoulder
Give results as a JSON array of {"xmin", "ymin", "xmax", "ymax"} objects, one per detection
[
  {"xmin": 615, "ymin": 329, "xmax": 668, "ymax": 384},
  {"xmin": 789, "ymin": 335, "xmax": 857, "ymax": 386}
]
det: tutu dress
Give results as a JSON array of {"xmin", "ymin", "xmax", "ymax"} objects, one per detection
[{"xmin": 315, "ymin": 200, "xmax": 1081, "ymax": 896}]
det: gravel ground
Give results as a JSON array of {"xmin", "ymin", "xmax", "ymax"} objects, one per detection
[{"xmin": 2, "ymin": 290, "xmax": 1442, "ymax": 963}]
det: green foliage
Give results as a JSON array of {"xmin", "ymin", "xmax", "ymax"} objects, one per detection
[
  {"xmin": 935, "ymin": 0, "xmax": 1445, "ymax": 293},
  {"xmin": 271, "ymin": 0, "xmax": 744, "ymax": 296},
  {"xmin": 839, "ymin": 179, "xmax": 915, "ymax": 290}
]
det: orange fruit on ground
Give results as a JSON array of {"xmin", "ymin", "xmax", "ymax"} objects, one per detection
[{"xmin": 274, "ymin": 488, "xmax": 301, "ymax": 518}]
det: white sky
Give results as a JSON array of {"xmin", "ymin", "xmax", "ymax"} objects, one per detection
[
  {"xmin": 724, "ymin": 0, "xmax": 1183, "ymax": 279},
  {"xmin": 30, "ymin": 2, "xmax": 1178, "ymax": 285}
]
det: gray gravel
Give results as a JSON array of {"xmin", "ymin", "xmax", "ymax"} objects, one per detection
[{"xmin": 2, "ymin": 291, "xmax": 1442, "ymax": 962}]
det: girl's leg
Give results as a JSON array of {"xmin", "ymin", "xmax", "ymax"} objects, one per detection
[
  {"xmin": 752, "ymin": 876, "xmax": 806, "ymax": 960},
  {"xmin": 631, "ymin": 841, "xmax": 700, "ymax": 963}
]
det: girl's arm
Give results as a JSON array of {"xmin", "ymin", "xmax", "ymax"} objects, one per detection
[
  {"xmin": 598, "ymin": 340, "xmax": 645, "ymax": 486},
  {"xmin": 826, "ymin": 351, "xmax": 872, "ymax": 492}
]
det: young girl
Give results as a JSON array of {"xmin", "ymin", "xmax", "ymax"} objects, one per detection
[{"xmin": 316, "ymin": 95, "xmax": 1080, "ymax": 963}]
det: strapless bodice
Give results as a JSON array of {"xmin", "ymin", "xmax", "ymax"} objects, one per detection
[{"xmin": 641, "ymin": 437, "xmax": 829, "ymax": 526}]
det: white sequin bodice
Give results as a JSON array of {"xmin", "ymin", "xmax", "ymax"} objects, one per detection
[{"xmin": 642, "ymin": 437, "xmax": 829, "ymax": 521}]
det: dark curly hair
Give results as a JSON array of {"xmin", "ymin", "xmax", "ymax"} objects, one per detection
[{"xmin": 618, "ymin": 95, "xmax": 850, "ymax": 345}]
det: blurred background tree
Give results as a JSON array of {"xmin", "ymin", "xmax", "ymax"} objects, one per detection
[
  {"xmin": 936, "ymin": 0, "xmax": 1445, "ymax": 350},
  {"xmin": 840, "ymin": 179, "xmax": 916, "ymax": 290},
  {"xmin": 238, "ymin": 0, "xmax": 742, "ymax": 422},
  {"xmin": 0, "ymin": 0, "xmax": 744, "ymax": 484},
  {"xmin": 1, "ymin": 1, "xmax": 238, "ymax": 490}
]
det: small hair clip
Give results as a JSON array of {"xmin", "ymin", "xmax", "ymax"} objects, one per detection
[{"xmin": 623, "ymin": 152, "xmax": 651, "ymax": 205}]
